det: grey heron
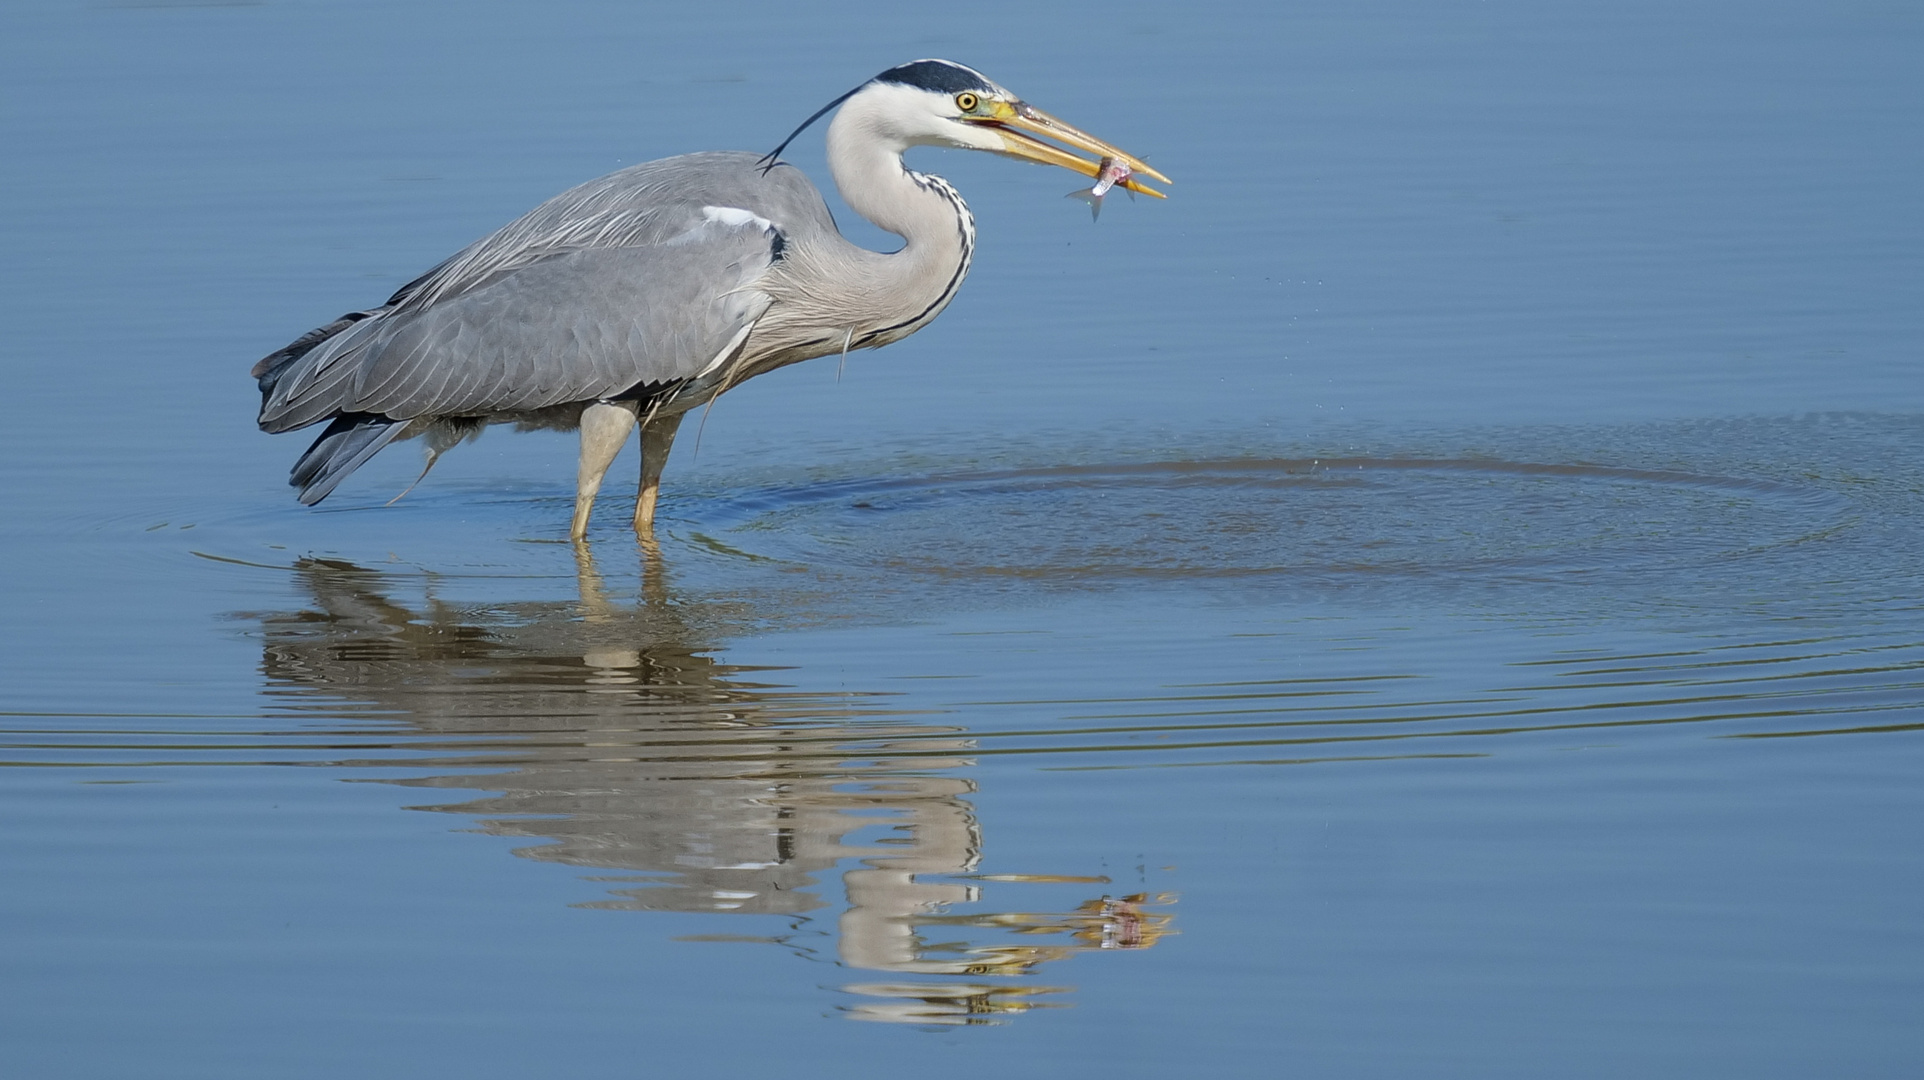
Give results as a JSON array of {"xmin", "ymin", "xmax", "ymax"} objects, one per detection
[{"xmin": 253, "ymin": 59, "xmax": 1167, "ymax": 539}]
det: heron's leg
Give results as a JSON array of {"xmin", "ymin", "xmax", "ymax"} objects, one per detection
[
  {"xmin": 571, "ymin": 400, "xmax": 639, "ymax": 541},
  {"xmin": 634, "ymin": 411, "xmax": 684, "ymax": 537}
]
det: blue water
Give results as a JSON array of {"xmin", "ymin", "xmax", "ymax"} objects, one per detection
[{"xmin": 3, "ymin": 1, "xmax": 1922, "ymax": 1076}]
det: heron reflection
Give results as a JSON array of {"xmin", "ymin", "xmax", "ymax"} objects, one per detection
[{"xmin": 254, "ymin": 546, "xmax": 1172, "ymax": 1023}]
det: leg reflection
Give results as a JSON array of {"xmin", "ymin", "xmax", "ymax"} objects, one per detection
[{"xmin": 254, "ymin": 555, "xmax": 1175, "ymax": 1024}]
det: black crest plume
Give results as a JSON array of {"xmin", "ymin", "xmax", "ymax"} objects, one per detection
[{"xmin": 757, "ymin": 60, "xmax": 995, "ymax": 173}]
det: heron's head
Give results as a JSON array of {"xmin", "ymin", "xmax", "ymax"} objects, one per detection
[{"xmin": 766, "ymin": 59, "xmax": 1167, "ymax": 197}]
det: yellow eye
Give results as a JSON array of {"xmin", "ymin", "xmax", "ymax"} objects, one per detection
[{"xmin": 955, "ymin": 92, "xmax": 979, "ymax": 113}]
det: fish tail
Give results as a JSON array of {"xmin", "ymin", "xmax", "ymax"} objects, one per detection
[{"xmin": 1066, "ymin": 189, "xmax": 1102, "ymax": 221}]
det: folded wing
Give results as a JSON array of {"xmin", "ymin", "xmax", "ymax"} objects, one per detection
[
  {"xmin": 259, "ymin": 228, "xmax": 777, "ymax": 432},
  {"xmin": 255, "ymin": 151, "xmax": 834, "ymax": 434}
]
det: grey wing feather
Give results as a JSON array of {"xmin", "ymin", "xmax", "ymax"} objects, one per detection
[
  {"xmin": 256, "ymin": 151, "xmax": 835, "ymax": 433},
  {"xmin": 393, "ymin": 151, "xmax": 832, "ymax": 310},
  {"xmin": 262, "ymin": 228, "xmax": 774, "ymax": 430}
]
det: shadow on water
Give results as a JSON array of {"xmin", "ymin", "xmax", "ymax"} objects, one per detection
[{"xmin": 252, "ymin": 547, "xmax": 1174, "ymax": 1026}]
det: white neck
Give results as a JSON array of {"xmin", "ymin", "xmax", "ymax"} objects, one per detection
[
  {"xmin": 825, "ymin": 88, "xmax": 973, "ymax": 246},
  {"xmin": 807, "ymin": 88, "xmax": 975, "ymax": 346}
]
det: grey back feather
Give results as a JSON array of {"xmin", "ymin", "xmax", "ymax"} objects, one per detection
[{"xmin": 257, "ymin": 152, "xmax": 838, "ymax": 433}]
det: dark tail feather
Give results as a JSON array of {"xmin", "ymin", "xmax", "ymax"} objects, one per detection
[
  {"xmin": 253, "ymin": 310, "xmax": 379, "ymax": 389},
  {"xmin": 290, "ymin": 415, "xmax": 406, "ymax": 506}
]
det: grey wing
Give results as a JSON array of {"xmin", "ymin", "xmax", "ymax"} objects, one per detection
[
  {"xmin": 259, "ymin": 215, "xmax": 779, "ymax": 432},
  {"xmin": 255, "ymin": 150, "xmax": 837, "ymax": 430},
  {"xmin": 388, "ymin": 151, "xmax": 834, "ymax": 311}
]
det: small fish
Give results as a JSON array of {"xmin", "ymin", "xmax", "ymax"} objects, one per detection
[{"xmin": 1067, "ymin": 156, "xmax": 1135, "ymax": 221}]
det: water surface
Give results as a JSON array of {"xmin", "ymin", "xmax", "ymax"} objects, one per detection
[{"xmin": 2, "ymin": 1, "xmax": 1921, "ymax": 1077}]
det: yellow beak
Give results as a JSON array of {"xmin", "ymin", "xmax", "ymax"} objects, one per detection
[{"xmin": 972, "ymin": 101, "xmax": 1169, "ymax": 198}]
